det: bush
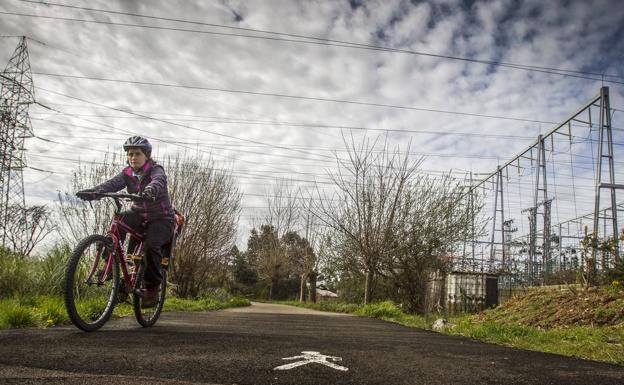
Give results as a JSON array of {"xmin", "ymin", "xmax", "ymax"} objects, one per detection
[
  {"xmin": 0, "ymin": 245, "xmax": 71, "ymax": 298},
  {"xmin": 332, "ymin": 275, "xmax": 365, "ymax": 304},
  {"xmin": 38, "ymin": 297, "xmax": 68, "ymax": 326},
  {"xmin": 1, "ymin": 305, "xmax": 38, "ymax": 328},
  {"xmin": 356, "ymin": 301, "xmax": 404, "ymax": 319},
  {"xmin": 228, "ymin": 297, "xmax": 251, "ymax": 307},
  {"xmin": 0, "ymin": 248, "xmax": 32, "ymax": 297},
  {"xmin": 33, "ymin": 244, "xmax": 71, "ymax": 296},
  {"xmin": 200, "ymin": 287, "xmax": 233, "ymax": 302},
  {"xmin": 605, "ymin": 259, "xmax": 624, "ymax": 283},
  {"xmin": 320, "ymin": 302, "xmax": 360, "ymax": 313},
  {"xmin": 14, "ymin": 294, "xmax": 39, "ymax": 308}
]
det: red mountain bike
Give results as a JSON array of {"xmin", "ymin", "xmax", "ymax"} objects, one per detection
[{"xmin": 64, "ymin": 192, "xmax": 184, "ymax": 332}]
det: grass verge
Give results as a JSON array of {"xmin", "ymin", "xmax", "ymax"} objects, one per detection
[
  {"xmin": 276, "ymin": 299, "xmax": 624, "ymax": 366},
  {"xmin": 447, "ymin": 315, "xmax": 623, "ymax": 365},
  {"xmin": 0, "ymin": 294, "xmax": 250, "ymax": 330}
]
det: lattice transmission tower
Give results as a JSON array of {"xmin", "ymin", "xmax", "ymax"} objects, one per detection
[{"xmin": 0, "ymin": 36, "xmax": 35, "ymax": 248}]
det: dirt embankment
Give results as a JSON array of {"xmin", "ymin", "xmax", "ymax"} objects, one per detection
[{"xmin": 479, "ymin": 285, "xmax": 624, "ymax": 328}]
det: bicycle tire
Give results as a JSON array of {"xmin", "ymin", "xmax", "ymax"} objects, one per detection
[
  {"xmin": 64, "ymin": 234, "xmax": 119, "ymax": 332},
  {"xmin": 133, "ymin": 263, "xmax": 167, "ymax": 327}
]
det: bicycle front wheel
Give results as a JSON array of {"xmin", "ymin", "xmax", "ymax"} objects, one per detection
[
  {"xmin": 133, "ymin": 264, "xmax": 167, "ymax": 327},
  {"xmin": 64, "ymin": 234, "xmax": 119, "ymax": 332}
]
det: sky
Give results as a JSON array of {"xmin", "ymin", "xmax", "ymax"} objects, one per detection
[{"xmin": 1, "ymin": 0, "xmax": 624, "ymax": 250}]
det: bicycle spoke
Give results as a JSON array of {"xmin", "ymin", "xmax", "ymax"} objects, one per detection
[{"xmin": 65, "ymin": 235, "xmax": 119, "ymax": 331}]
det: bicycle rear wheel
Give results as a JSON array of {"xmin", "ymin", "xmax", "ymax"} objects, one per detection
[
  {"xmin": 64, "ymin": 234, "xmax": 119, "ymax": 332},
  {"xmin": 133, "ymin": 263, "xmax": 167, "ymax": 327}
]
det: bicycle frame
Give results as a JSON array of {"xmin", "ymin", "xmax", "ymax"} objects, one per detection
[{"xmin": 84, "ymin": 194, "xmax": 146, "ymax": 291}]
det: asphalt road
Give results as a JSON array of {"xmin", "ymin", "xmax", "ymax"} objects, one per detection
[{"xmin": 0, "ymin": 302, "xmax": 622, "ymax": 385}]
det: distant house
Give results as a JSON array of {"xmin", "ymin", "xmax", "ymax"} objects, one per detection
[{"xmin": 316, "ymin": 288, "xmax": 338, "ymax": 301}]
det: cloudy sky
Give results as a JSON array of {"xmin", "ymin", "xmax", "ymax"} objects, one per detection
[{"xmin": 1, "ymin": 0, "xmax": 624, "ymax": 249}]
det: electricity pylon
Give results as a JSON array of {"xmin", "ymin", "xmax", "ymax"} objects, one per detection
[{"xmin": 0, "ymin": 36, "xmax": 35, "ymax": 248}]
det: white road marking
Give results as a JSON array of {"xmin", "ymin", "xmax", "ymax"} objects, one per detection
[{"xmin": 274, "ymin": 351, "xmax": 349, "ymax": 371}]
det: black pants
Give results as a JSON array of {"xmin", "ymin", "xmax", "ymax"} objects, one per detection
[{"xmin": 118, "ymin": 211, "xmax": 174, "ymax": 288}]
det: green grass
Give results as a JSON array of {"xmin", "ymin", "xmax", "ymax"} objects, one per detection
[
  {"xmin": 38, "ymin": 297, "xmax": 69, "ymax": 326},
  {"xmin": 447, "ymin": 316, "xmax": 624, "ymax": 365},
  {"xmin": 277, "ymin": 299, "xmax": 624, "ymax": 366},
  {"xmin": 0, "ymin": 294, "xmax": 250, "ymax": 330},
  {"xmin": 277, "ymin": 300, "xmax": 361, "ymax": 314},
  {"xmin": 164, "ymin": 296, "xmax": 250, "ymax": 312},
  {"xmin": 0, "ymin": 304, "xmax": 39, "ymax": 329},
  {"xmin": 277, "ymin": 300, "xmax": 434, "ymax": 328},
  {"xmin": 0, "ymin": 245, "xmax": 71, "ymax": 298}
]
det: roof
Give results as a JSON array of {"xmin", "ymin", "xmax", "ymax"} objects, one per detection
[{"xmin": 316, "ymin": 288, "xmax": 338, "ymax": 297}]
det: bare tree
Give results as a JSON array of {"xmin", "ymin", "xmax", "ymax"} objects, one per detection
[
  {"xmin": 312, "ymin": 134, "xmax": 422, "ymax": 304},
  {"xmin": 3, "ymin": 204, "xmax": 54, "ymax": 256},
  {"xmin": 251, "ymin": 179, "xmax": 302, "ymax": 299},
  {"xmin": 300, "ymin": 200, "xmax": 326, "ymax": 302},
  {"xmin": 54, "ymin": 154, "xmax": 123, "ymax": 245},
  {"xmin": 264, "ymin": 179, "xmax": 301, "ymax": 237},
  {"xmin": 282, "ymin": 229, "xmax": 315, "ymax": 302},
  {"xmin": 166, "ymin": 154, "xmax": 241, "ymax": 298},
  {"xmin": 254, "ymin": 224, "xmax": 288, "ymax": 299},
  {"xmin": 384, "ymin": 174, "xmax": 484, "ymax": 313}
]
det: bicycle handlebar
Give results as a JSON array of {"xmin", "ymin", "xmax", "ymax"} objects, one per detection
[
  {"xmin": 77, "ymin": 192, "xmax": 144, "ymax": 214},
  {"xmin": 92, "ymin": 192, "xmax": 144, "ymax": 202}
]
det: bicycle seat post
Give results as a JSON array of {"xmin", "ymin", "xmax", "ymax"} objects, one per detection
[{"xmin": 113, "ymin": 197, "xmax": 122, "ymax": 214}]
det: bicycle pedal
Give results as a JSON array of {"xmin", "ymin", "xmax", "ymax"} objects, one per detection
[{"xmin": 127, "ymin": 254, "xmax": 143, "ymax": 263}]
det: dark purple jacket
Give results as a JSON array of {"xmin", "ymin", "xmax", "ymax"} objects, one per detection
[{"xmin": 95, "ymin": 160, "xmax": 175, "ymax": 223}]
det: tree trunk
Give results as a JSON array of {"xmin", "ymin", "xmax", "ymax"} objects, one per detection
[
  {"xmin": 299, "ymin": 274, "xmax": 306, "ymax": 302},
  {"xmin": 364, "ymin": 268, "xmax": 374, "ymax": 304},
  {"xmin": 308, "ymin": 271, "xmax": 317, "ymax": 303}
]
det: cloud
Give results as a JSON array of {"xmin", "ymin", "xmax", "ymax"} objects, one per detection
[{"xmin": 0, "ymin": 0, "xmax": 623, "ymax": 250}]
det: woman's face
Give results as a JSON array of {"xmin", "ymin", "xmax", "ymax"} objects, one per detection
[{"xmin": 127, "ymin": 148, "xmax": 147, "ymax": 170}]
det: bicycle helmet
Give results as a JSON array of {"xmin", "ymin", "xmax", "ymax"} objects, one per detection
[{"xmin": 123, "ymin": 136, "xmax": 152, "ymax": 157}]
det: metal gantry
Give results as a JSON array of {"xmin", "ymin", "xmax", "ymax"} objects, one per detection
[
  {"xmin": 0, "ymin": 36, "xmax": 35, "ymax": 248},
  {"xmin": 593, "ymin": 87, "xmax": 619, "ymax": 266},
  {"xmin": 455, "ymin": 87, "xmax": 621, "ymax": 288}
]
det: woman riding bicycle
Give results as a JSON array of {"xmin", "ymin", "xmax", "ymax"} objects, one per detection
[{"xmin": 77, "ymin": 136, "xmax": 174, "ymax": 308}]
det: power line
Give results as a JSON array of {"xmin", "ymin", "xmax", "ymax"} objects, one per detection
[
  {"xmin": 28, "ymin": 110, "xmax": 538, "ymax": 141},
  {"xmin": 31, "ymin": 97, "xmax": 346, "ymax": 180},
  {"xmin": 9, "ymin": 1, "xmax": 624, "ymax": 83},
  {"xmin": 32, "ymin": 134, "xmax": 479, "ymax": 178},
  {"xmin": 37, "ymin": 101, "xmax": 623, "ymax": 121},
  {"xmin": 30, "ymin": 100, "xmax": 624, "ymax": 138},
  {"xmin": 32, "ymin": 88, "xmax": 530, "ymax": 183},
  {"xmin": 34, "ymin": 87, "xmax": 340, "ymax": 162},
  {"xmin": 27, "ymin": 149, "xmax": 483, "ymax": 185},
  {"xmin": 32, "ymin": 128, "xmax": 506, "ymax": 161},
  {"xmin": 25, "ymin": 153, "xmax": 341, "ymax": 185},
  {"xmin": 32, "ymin": 118, "xmax": 339, "ymax": 164},
  {"xmin": 33, "ymin": 72, "xmax": 564, "ymax": 125},
  {"xmin": 24, "ymin": 85, "xmax": 624, "ymax": 220}
]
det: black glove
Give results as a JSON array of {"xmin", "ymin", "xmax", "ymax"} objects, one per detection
[
  {"xmin": 76, "ymin": 188, "xmax": 101, "ymax": 201},
  {"xmin": 141, "ymin": 186, "xmax": 156, "ymax": 202}
]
